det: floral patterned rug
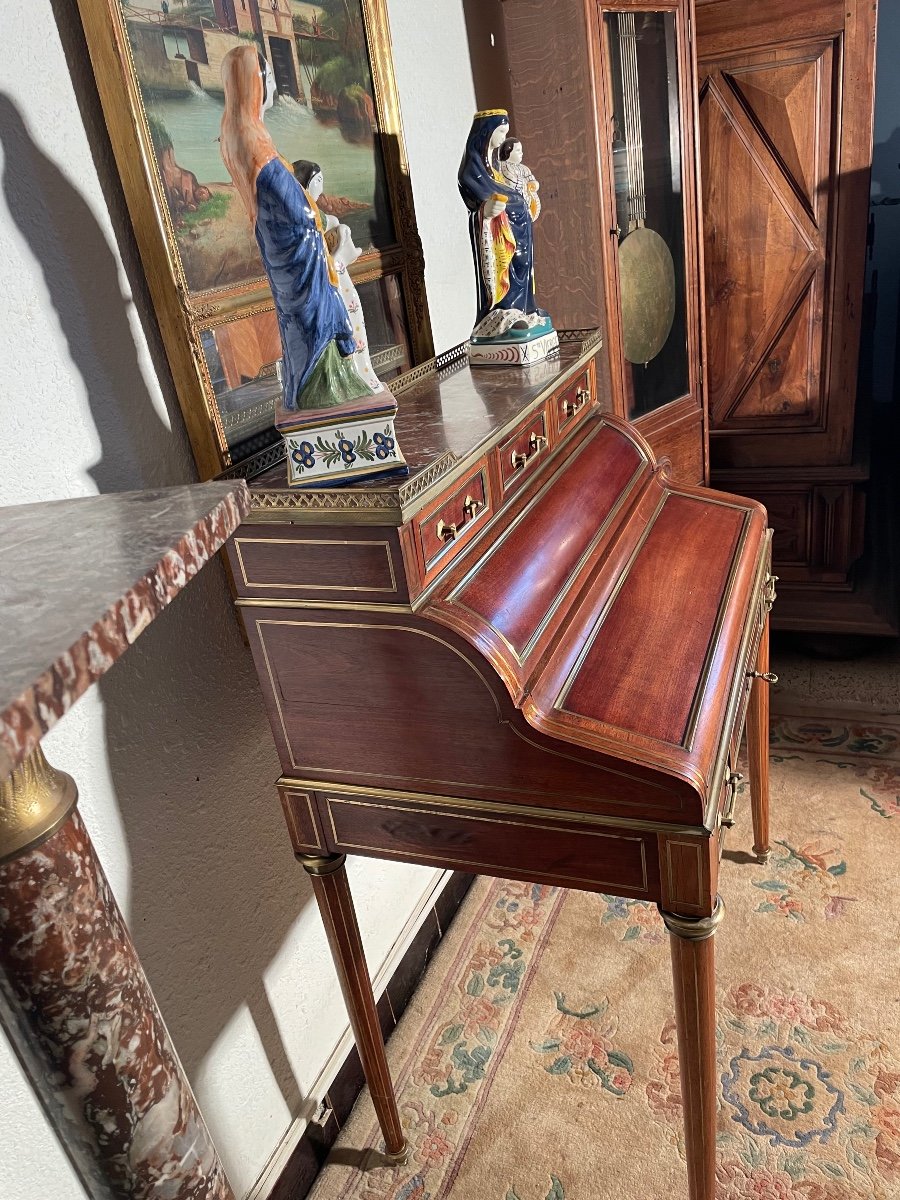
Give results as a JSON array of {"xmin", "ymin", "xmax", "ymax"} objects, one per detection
[{"xmin": 308, "ymin": 714, "xmax": 900, "ymax": 1200}]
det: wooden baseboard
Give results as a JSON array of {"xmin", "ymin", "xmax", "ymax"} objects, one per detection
[{"xmin": 249, "ymin": 870, "xmax": 475, "ymax": 1200}]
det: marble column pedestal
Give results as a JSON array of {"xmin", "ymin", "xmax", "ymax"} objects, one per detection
[
  {"xmin": 0, "ymin": 483, "xmax": 250, "ymax": 1199},
  {"xmin": 0, "ymin": 750, "xmax": 233, "ymax": 1200}
]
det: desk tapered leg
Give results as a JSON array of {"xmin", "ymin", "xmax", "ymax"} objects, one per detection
[
  {"xmin": 660, "ymin": 899, "xmax": 724, "ymax": 1200},
  {"xmin": 298, "ymin": 853, "xmax": 408, "ymax": 1163},
  {"xmin": 747, "ymin": 613, "xmax": 773, "ymax": 863}
]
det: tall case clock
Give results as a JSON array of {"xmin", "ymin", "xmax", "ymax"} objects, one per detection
[{"xmin": 501, "ymin": 0, "xmax": 709, "ymax": 485}]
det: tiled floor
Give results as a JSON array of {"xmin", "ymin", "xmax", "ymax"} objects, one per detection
[{"xmin": 771, "ymin": 632, "xmax": 900, "ymax": 715}]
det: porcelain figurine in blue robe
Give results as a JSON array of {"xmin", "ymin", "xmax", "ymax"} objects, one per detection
[
  {"xmin": 458, "ymin": 109, "xmax": 558, "ymax": 365},
  {"xmin": 219, "ymin": 45, "xmax": 403, "ymax": 486}
]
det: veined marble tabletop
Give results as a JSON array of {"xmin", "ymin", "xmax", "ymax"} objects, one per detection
[{"xmin": 0, "ymin": 482, "xmax": 249, "ymax": 780}]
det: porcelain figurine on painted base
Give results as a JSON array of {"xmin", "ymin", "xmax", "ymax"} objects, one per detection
[
  {"xmin": 458, "ymin": 110, "xmax": 559, "ymax": 367},
  {"xmin": 220, "ymin": 46, "xmax": 404, "ymax": 487}
]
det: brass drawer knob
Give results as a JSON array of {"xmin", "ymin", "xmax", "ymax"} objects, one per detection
[
  {"xmin": 462, "ymin": 494, "xmax": 482, "ymax": 520},
  {"xmin": 747, "ymin": 670, "xmax": 778, "ymax": 684},
  {"xmin": 436, "ymin": 519, "xmax": 457, "ymax": 543}
]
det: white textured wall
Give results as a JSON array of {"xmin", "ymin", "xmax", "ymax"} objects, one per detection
[{"xmin": 0, "ymin": 1, "xmax": 475, "ymax": 1197}]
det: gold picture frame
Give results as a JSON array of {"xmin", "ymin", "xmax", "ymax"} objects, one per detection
[{"xmin": 76, "ymin": 0, "xmax": 433, "ymax": 479}]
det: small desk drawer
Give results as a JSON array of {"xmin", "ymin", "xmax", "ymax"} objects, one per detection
[
  {"xmin": 229, "ymin": 526, "xmax": 407, "ymax": 602},
  {"xmin": 496, "ymin": 408, "xmax": 550, "ymax": 497},
  {"xmin": 320, "ymin": 791, "xmax": 654, "ymax": 898},
  {"xmin": 555, "ymin": 370, "xmax": 593, "ymax": 438},
  {"xmin": 415, "ymin": 464, "xmax": 491, "ymax": 582}
]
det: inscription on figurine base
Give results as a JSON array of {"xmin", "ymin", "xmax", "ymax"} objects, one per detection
[
  {"xmin": 282, "ymin": 413, "xmax": 406, "ymax": 488},
  {"xmin": 468, "ymin": 329, "xmax": 560, "ymax": 367}
]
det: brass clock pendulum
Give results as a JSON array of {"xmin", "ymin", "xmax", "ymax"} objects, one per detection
[{"xmin": 613, "ymin": 11, "xmax": 676, "ymax": 366}]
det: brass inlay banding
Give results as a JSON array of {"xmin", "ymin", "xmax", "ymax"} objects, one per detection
[
  {"xmin": 0, "ymin": 745, "xmax": 78, "ymax": 863},
  {"xmin": 421, "ymin": 469, "xmax": 490, "ymax": 572},
  {"xmin": 234, "ymin": 537, "xmax": 398, "ymax": 593},
  {"xmin": 681, "ymin": 507, "xmax": 753, "ymax": 751},
  {"xmin": 556, "ymin": 491, "xmax": 758, "ymax": 758},
  {"xmin": 282, "ymin": 776, "xmax": 704, "ymax": 837},
  {"xmin": 257, "ymin": 620, "xmax": 503, "ymax": 775},
  {"xmin": 281, "ymin": 789, "xmax": 324, "ymax": 852},
  {"xmin": 237, "ymin": 599, "xmax": 413, "ymax": 613}
]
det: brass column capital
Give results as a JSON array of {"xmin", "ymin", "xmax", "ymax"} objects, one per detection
[
  {"xmin": 658, "ymin": 897, "xmax": 725, "ymax": 942},
  {"xmin": 0, "ymin": 745, "xmax": 78, "ymax": 864}
]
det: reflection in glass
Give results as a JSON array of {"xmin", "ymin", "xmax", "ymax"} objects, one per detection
[
  {"xmin": 605, "ymin": 10, "xmax": 689, "ymax": 418},
  {"xmin": 203, "ymin": 274, "xmax": 412, "ymax": 462}
]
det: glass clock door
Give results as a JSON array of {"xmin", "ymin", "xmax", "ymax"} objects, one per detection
[{"xmin": 604, "ymin": 9, "xmax": 690, "ymax": 419}]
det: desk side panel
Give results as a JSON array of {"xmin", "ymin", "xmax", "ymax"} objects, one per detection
[{"xmin": 241, "ymin": 607, "xmax": 701, "ymax": 824}]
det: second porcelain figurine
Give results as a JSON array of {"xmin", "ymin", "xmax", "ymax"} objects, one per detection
[{"xmin": 458, "ymin": 109, "xmax": 558, "ymax": 366}]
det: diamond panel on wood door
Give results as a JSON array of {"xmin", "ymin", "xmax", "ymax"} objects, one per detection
[
  {"xmin": 699, "ymin": 42, "xmax": 833, "ymax": 436},
  {"xmin": 728, "ymin": 59, "xmax": 822, "ymax": 218},
  {"xmin": 731, "ymin": 282, "xmax": 816, "ymax": 421}
]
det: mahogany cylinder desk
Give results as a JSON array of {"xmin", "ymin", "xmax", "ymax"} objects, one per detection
[{"xmin": 225, "ymin": 338, "xmax": 775, "ymax": 1200}]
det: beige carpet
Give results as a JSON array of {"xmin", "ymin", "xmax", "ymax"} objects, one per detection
[{"xmin": 310, "ymin": 714, "xmax": 900, "ymax": 1200}]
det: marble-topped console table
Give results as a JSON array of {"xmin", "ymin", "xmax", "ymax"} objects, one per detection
[{"xmin": 0, "ymin": 482, "xmax": 248, "ymax": 1200}]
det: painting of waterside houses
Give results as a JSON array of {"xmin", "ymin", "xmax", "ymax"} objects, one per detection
[{"xmin": 124, "ymin": 0, "xmax": 394, "ymax": 293}]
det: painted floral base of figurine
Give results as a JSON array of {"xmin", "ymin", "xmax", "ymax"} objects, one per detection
[{"xmin": 279, "ymin": 397, "xmax": 407, "ymax": 488}]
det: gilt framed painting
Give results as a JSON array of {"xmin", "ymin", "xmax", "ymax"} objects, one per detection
[{"xmin": 76, "ymin": 0, "xmax": 432, "ymax": 478}]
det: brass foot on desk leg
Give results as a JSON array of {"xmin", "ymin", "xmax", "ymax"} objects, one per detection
[
  {"xmin": 755, "ymin": 847, "xmax": 771, "ymax": 865},
  {"xmin": 659, "ymin": 898, "xmax": 724, "ymax": 1200},
  {"xmin": 297, "ymin": 852, "xmax": 406, "ymax": 1161},
  {"xmin": 382, "ymin": 1140, "xmax": 410, "ymax": 1167}
]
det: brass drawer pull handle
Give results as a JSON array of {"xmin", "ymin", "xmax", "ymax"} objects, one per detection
[
  {"xmin": 436, "ymin": 493, "xmax": 483, "ymax": 544},
  {"xmin": 747, "ymin": 670, "xmax": 778, "ymax": 684},
  {"xmin": 511, "ymin": 430, "xmax": 547, "ymax": 470},
  {"xmin": 721, "ymin": 769, "xmax": 744, "ymax": 828},
  {"xmin": 564, "ymin": 388, "xmax": 590, "ymax": 418},
  {"xmin": 764, "ymin": 573, "xmax": 779, "ymax": 609}
]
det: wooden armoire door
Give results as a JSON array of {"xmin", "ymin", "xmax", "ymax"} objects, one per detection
[{"xmin": 697, "ymin": 0, "xmax": 881, "ymax": 632}]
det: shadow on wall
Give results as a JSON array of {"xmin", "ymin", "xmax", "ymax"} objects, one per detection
[
  {"xmin": 461, "ymin": 0, "xmax": 513, "ymax": 118},
  {"xmin": 0, "ymin": 4, "xmax": 317, "ymax": 1142},
  {"xmin": 0, "ymin": 88, "xmax": 179, "ymax": 495}
]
